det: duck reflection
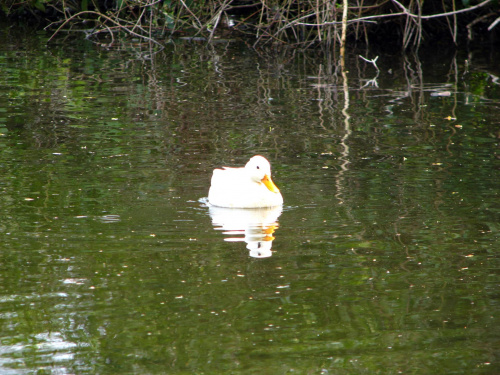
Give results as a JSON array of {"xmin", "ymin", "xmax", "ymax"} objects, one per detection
[{"xmin": 208, "ymin": 206, "xmax": 282, "ymax": 258}]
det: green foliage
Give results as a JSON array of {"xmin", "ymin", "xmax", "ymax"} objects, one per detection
[
  {"xmin": 115, "ymin": 0, "xmax": 125, "ymax": 11},
  {"xmin": 32, "ymin": 0, "xmax": 46, "ymax": 12},
  {"xmin": 1, "ymin": 0, "xmax": 498, "ymax": 49}
]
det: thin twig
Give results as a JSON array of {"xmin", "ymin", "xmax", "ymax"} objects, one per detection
[
  {"xmin": 488, "ymin": 16, "xmax": 500, "ymax": 30},
  {"xmin": 179, "ymin": 0, "xmax": 203, "ymax": 29},
  {"xmin": 392, "ymin": 0, "xmax": 493, "ymax": 20},
  {"xmin": 289, "ymin": 0, "xmax": 493, "ymax": 29},
  {"xmin": 47, "ymin": 10, "xmax": 164, "ymax": 47}
]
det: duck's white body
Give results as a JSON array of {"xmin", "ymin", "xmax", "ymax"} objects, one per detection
[{"xmin": 208, "ymin": 155, "xmax": 283, "ymax": 208}]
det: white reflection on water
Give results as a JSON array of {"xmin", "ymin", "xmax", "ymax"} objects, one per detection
[
  {"xmin": 97, "ymin": 214, "xmax": 121, "ymax": 223},
  {"xmin": 208, "ymin": 206, "xmax": 282, "ymax": 258},
  {"xmin": 34, "ymin": 332, "xmax": 77, "ymax": 353},
  {"xmin": 0, "ymin": 332, "xmax": 77, "ymax": 374}
]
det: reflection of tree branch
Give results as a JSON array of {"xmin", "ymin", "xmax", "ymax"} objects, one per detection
[
  {"xmin": 446, "ymin": 125, "xmax": 457, "ymax": 155},
  {"xmin": 335, "ymin": 67, "xmax": 351, "ymax": 205},
  {"xmin": 410, "ymin": 53, "xmax": 425, "ymax": 120},
  {"xmin": 449, "ymin": 52, "xmax": 458, "ymax": 127},
  {"xmin": 360, "ymin": 73, "xmax": 379, "ymax": 88},
  {"xmin": 487, "ymin": 73, "xmax": 499, "ymax": 85},
  {"xmin": 337, "ymin": 0, "xmax": 351, "ymax": 204}
]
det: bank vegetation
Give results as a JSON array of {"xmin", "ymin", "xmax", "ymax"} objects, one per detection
[{"xmin": 1, "ymin": 0, "xmax": 499, "ymax": 49}]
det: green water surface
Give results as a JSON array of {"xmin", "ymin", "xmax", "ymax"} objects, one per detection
[{"xmin": 0, "ymin": 26, "xmax": 498, "ymax": 374}]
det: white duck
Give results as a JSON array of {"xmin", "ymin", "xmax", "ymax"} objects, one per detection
[{"xmin": 208, "ymin": 155, "xmax": 283, "ymax": 208}]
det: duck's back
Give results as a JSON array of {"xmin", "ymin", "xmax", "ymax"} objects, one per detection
[{"xmin": 208, "ymin": 167, "xmax": 282, "ymax": 208}]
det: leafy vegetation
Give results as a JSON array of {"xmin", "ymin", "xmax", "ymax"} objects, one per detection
[{"xmin": 1, "ymin": 1, "xmax": 499, "ymax": 48}]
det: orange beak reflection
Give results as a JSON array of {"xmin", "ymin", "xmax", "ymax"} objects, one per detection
[{"xmin": 261, "ymin": 174, "xmax": 280, "ymax": 193}]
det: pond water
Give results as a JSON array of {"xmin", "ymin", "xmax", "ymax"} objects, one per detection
[{"xmin": 0, "ymin": 25, "xmax": 498, "ymax": 374}]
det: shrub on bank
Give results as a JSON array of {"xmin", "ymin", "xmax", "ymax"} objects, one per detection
[{"xmin": 1, "ymin": 0, "xmax": 498, "ymax": 48}]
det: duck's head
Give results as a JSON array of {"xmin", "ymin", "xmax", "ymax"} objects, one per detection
[{"xmin": 245, "ymin": 155, "xmax": 281, "ymax": 193}]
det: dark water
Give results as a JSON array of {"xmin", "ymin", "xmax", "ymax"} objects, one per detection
[{"xmin": 0, "ymin": 25, "xmax": 498, "ymax": 374}]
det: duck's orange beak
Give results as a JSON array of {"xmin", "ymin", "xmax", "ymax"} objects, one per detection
[{"xmin": 261, "ymin": 174, "xmax": 280, "ymax": 193}]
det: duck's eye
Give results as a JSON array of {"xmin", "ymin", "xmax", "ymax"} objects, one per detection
[{"xmin": 256, "ymin": 166, "xmax": 260, "ymax": 169}]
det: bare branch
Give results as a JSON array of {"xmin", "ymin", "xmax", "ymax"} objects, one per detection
[
  {"xmin": 289, "ymin": 0, "xmax": 494, "ymax": 28},
  {"xmin": 46, "ymin": 10, "xmax": 164, "ymax": 48},
  {"xmin": 392, "ymin": 0, "xmax": 494, "ymax": 20},
  {"xmin": 359, "ymin": 55, "xmax": 379, "ymax": 71},
  {"xmin": 488, "ymin": 16, "xmax": 500, "ymax": 30}
]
